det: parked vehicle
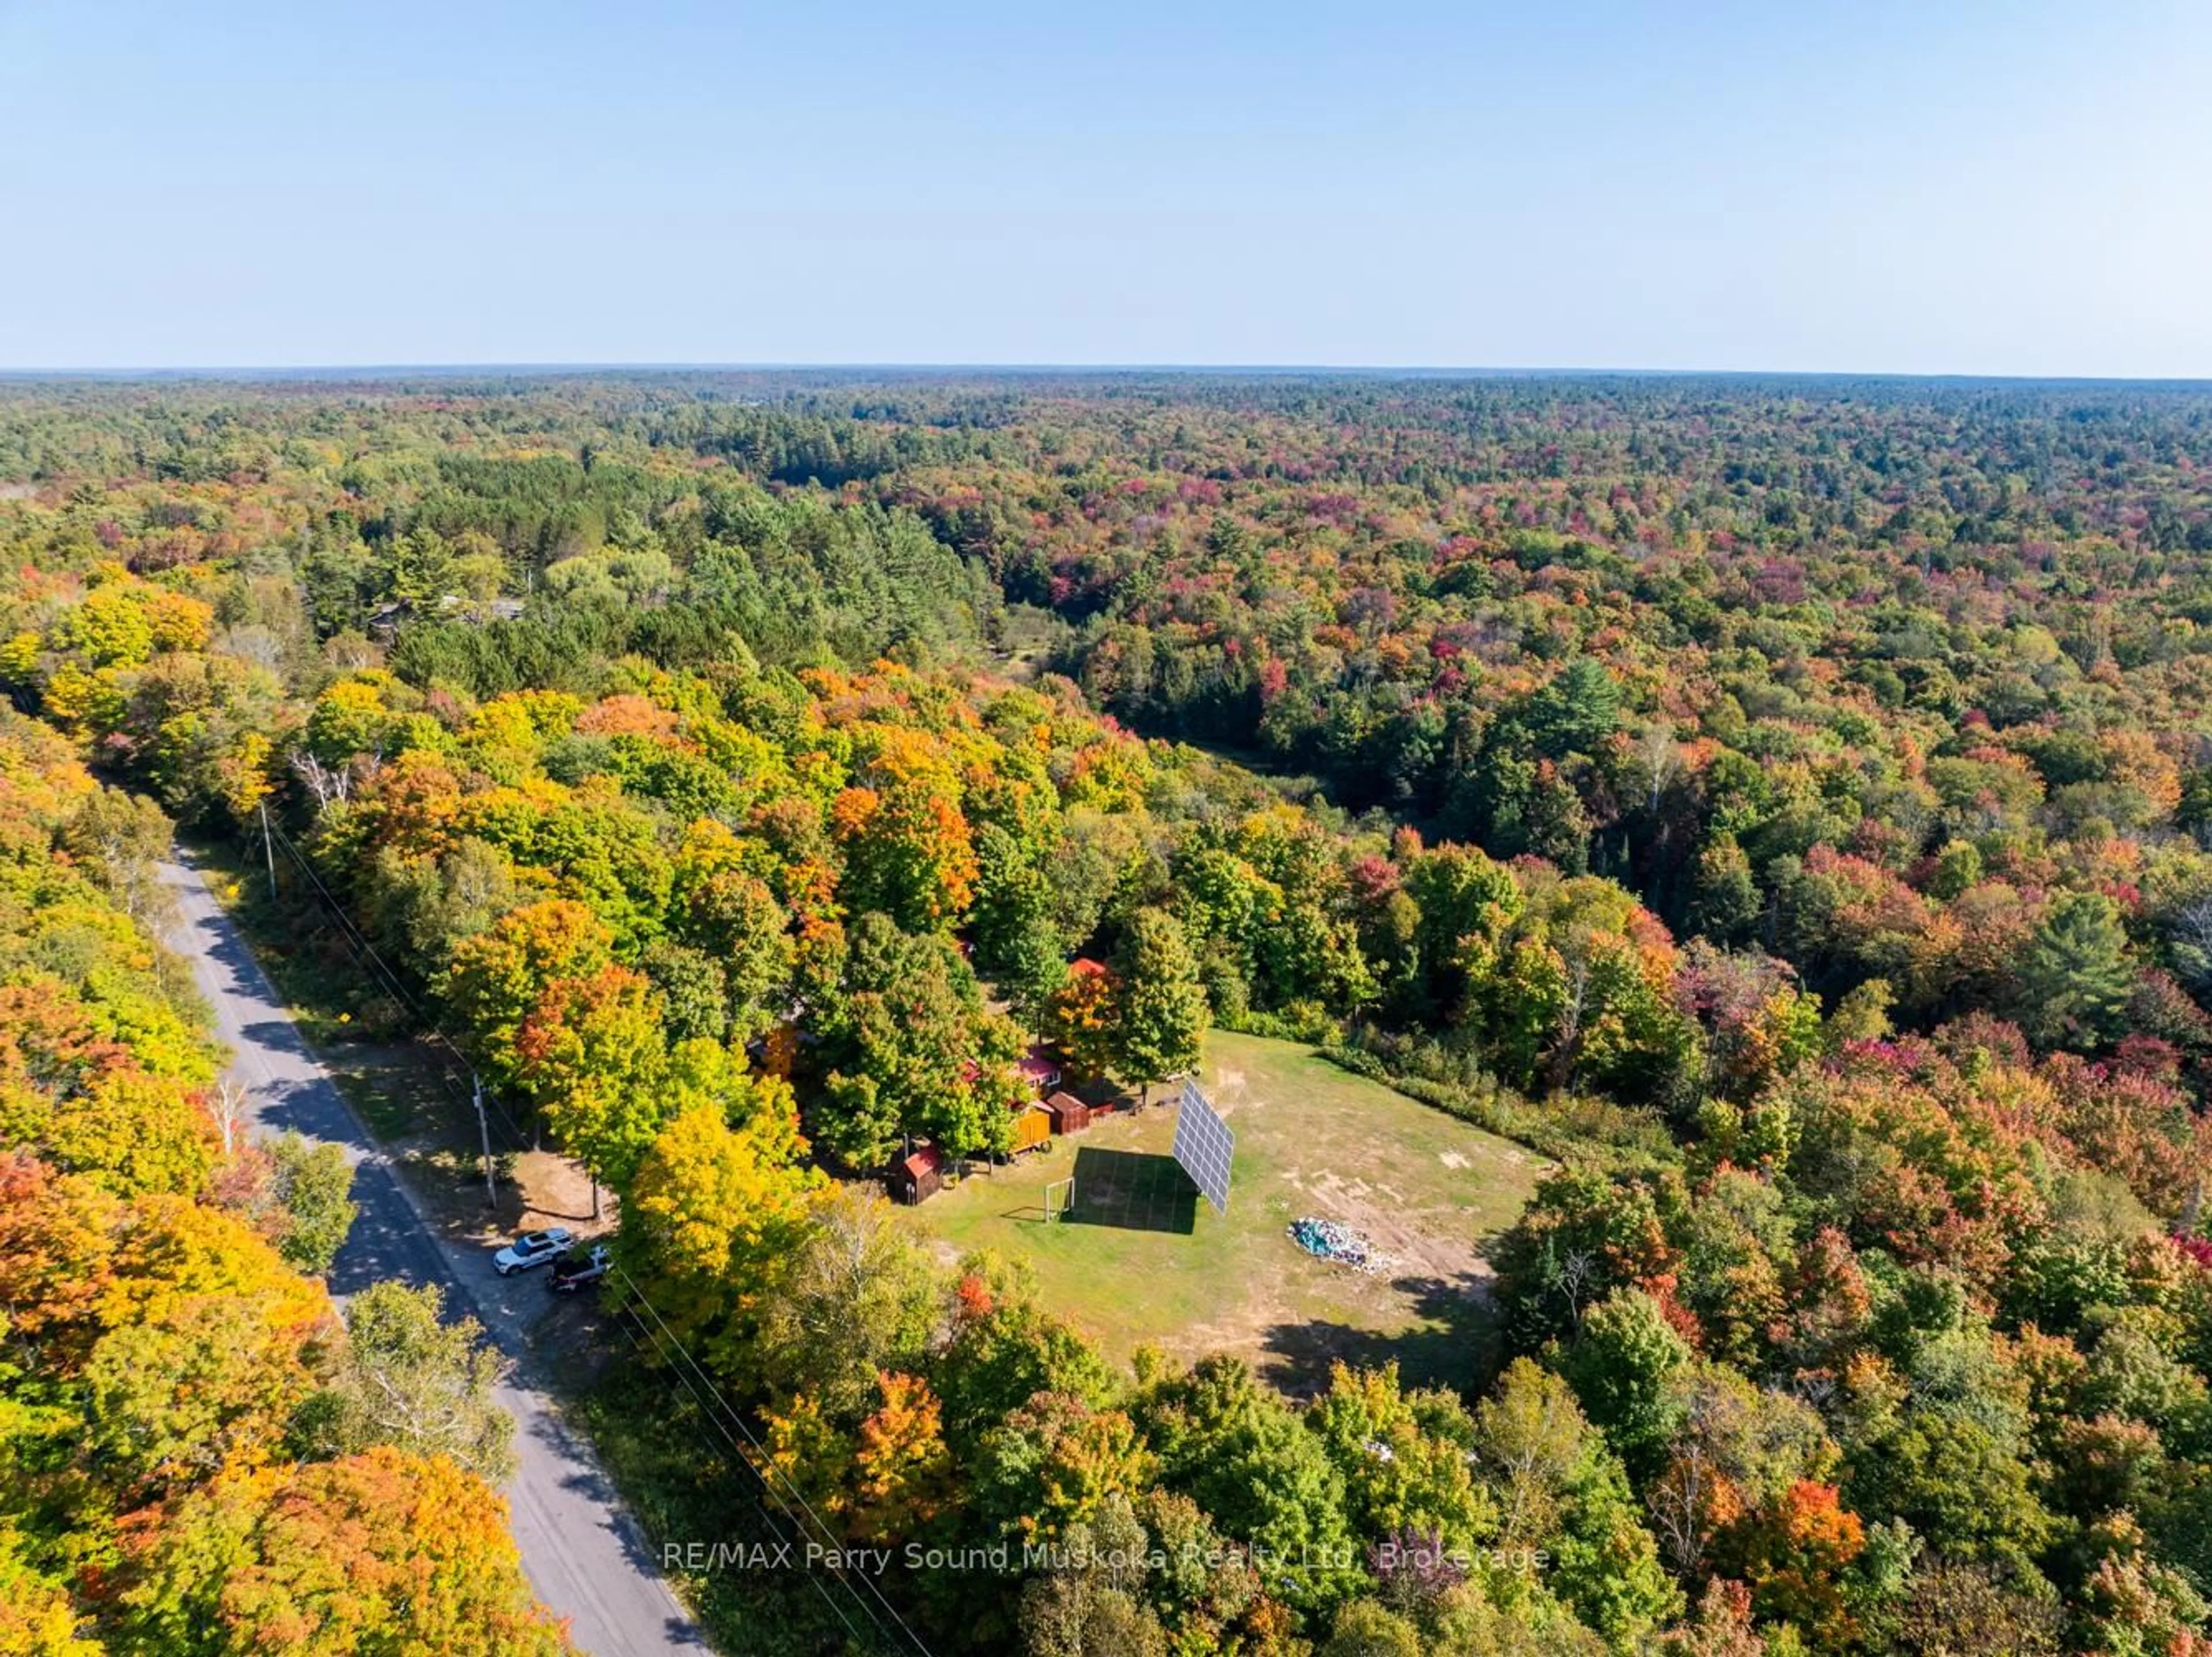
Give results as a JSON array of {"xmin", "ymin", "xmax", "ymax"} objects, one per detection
[
  {"xmin": 492, "ymin": 1227, "xmax": 574, "ymax": 1276},
  {"xmin": 548, "ymin": 1244, "xmax": 611, "ymax": 1293}
]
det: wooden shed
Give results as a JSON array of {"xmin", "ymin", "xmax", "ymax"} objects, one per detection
[
  {"xmin": 889, "ymin": 1143, "xmax": 946, "ymax": 1205},
  {"xmin": 1009, "ymin": 1100, "xmax": 1052, "ymax": 1154},
  {"xmin": 1044, "ymin": 1091, "xmax": 1092, "ymax": 1134}
]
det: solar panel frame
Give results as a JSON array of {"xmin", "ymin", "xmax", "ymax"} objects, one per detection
[{"xmin": 1171, "ymin": 1077, "xmax": 1235, "ymax": 1215}]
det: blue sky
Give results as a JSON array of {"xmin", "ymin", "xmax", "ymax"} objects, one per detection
[{"xmin": 2, "ymin": 0, "xmax": 2206, "ymax": 373}]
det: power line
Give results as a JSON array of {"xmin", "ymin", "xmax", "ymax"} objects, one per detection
[
  {"xmin": 605, "ymin": 1295, "xmax": 884, "ymax": 1656},
  {"xmin": 262, "ymin": 817, "xmax": 452, "ymax": 1040},
  {"xmin": 259, "ymin": 822, "xmax": 506, "ymax": 1202},
  {"xmin": 260, "ymin": 818, "xmax": 506, "ymax": 1117},
  {"xmin": 610, "ymin": 1259, "xmax": 935, "ymax": 1657},
  {"xmin": 256, "ymin": 811, "xmax": 932, "ymax": 1657},
  {"xmin": 262, "ymin": 822, "xmax": 441, "ymax": 1036}
]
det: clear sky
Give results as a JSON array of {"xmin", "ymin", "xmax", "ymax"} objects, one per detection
[{"xmin": 2, "ymin": 0, "xmax": 2207, "ymax": 374}]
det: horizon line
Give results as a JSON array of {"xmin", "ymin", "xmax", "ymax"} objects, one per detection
[{"xmin": 5, "ymin": 361, "xmax": 2212, "ymax": 388}]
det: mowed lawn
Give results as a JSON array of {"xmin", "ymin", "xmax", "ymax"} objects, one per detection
[{"xmin": 896, "ymin": 1031, "xmax": 1549, "ymax": 1393}]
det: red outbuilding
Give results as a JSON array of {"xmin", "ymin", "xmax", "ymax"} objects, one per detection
[
  {"xmin": 889, "ymin": 1143, "xmax": 946, "ymax": 1204},
  {"xmin": 1043, "ymin": 1091, "xmax": 1092, "ymax": 1134}
]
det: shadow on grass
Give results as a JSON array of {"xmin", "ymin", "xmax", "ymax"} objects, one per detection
[
  {"xmin": 1063, "ymin": 1147, "xmax": 1198, "ymax": 1235},
  {"xmin": 1258, "ymin": 1270, "xmax": 1501, "ymax": 1397}
]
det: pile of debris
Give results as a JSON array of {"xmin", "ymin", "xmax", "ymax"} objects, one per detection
[{"xmin": 1287, "ymin": 1217, "xmax": 1398, "ymax": 1276}]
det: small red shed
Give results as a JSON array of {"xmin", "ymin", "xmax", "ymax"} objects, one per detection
[
  {"xmin": 1044, "ymin": 1091, "xmax": 1092, "ymax": 1134},
  {"xmin": 889, "ymin": 1143, "xmax": 946, "ymax": 1205}
]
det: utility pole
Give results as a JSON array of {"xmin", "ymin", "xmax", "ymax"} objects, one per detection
[
  {"xmin": 473, "ymin": 1073, "xmax": 499, "ymax": 1207},
  {"xmin": 259, "ymin": 800, "xmax": 277, "ymax": 898}
]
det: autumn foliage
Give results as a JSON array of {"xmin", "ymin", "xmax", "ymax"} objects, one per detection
[{"xmin": 12, "ymin": 371, "xmax": 2212, "ymax": 1651}]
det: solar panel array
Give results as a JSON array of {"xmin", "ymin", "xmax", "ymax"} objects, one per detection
[{"xmin": 1171, "ymin": 1078, "xmax": 1235, "ymax": 1216}]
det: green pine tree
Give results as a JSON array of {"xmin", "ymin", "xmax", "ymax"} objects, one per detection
[{"xmin": 2017, "ymin": 891, "xmax": 2133, "ymax": 1049}]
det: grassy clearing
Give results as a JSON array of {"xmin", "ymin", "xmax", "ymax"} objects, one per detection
[{"xmin": 899, "ymin": 1030, "xmax": 1549, "ymax": 1394}]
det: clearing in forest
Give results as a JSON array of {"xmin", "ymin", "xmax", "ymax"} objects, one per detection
[{"xmin": 899, "ymin": 1030, "xmax": 1547, "ymax": 1393}]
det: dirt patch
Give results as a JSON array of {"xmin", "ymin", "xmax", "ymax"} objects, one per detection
[
  {"xmin": 1298, "ymin": 1168, "xmax": 1494, "ymax": 1297},
  {"xmin": 512, "ymin": 1149, "xmax": 608, "ymax": 1231}
]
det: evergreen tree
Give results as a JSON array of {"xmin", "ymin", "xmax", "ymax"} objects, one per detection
[{"xmin": 2017, "ymin": 891, "xmax": 2133, "ymax": 1049}]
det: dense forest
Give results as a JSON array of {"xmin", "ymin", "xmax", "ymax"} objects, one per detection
[
  {"xmin": 7, "ymin": 369, "xmax": 2212, "ymax": 1654},
  {"xmin": 0, "ymin": 707, "xmax": 565, "ymax": 1651}
]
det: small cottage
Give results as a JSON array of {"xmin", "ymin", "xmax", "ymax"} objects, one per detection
[{"xmin": 1017, "ymin": 1044, "xmax": 1063, "ymax": 1096}]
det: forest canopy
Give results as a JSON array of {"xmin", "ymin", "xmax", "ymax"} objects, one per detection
[{"xmin": 7, "ymin": 368, "xmax": 2212, "ymax": 1654}]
